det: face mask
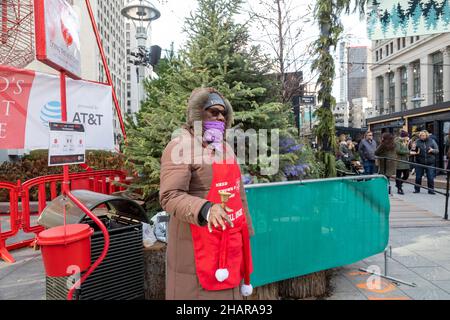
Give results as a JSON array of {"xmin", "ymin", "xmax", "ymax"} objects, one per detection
[{"xmin": 203, "ymin": 121, "xmax": 226, "ymax": 151}]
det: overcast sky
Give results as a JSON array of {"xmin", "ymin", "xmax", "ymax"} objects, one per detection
[{"xmin": 149, "ymin": 0, "xmax": 371, "ymax": 97}]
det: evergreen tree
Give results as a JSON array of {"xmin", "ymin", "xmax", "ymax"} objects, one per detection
[
  {"xmin": 396, "ymin": 3, "xmax": 408, "ymax": 35},
  {"xmin": 381, "ymin": 9, "xmax": 391, "ymax": 35},
  {"xmin": 406, "ymin": 0, "xmax": 421, "ymax": 17},
  {"xmin": 390, "ymin": 4, "xmax": 401, "ymax": 32},
  {"xmin": 372, "ymin": 0, "xmax": 380, "ymax": 6},
  {"xmin": 426, "ymin": 2, "xmax": 439, "ymax": 30},
  {"xmin": 442, "ymin": 0, "xmax": 450, "ymax": 26},
  {"xmin": 411, "ymin": 1, "xmax": 423, "ymax": 32},
  {"xmin": 423, "ymin": 0, "xmax": 436, "ymax": 19},
  {"xmin": 367, "ymin": 7, "xmax": 378, "ymax": 38},
  {"xmin": 124, "ymin": 0, "xmax": 300, "ymax": 213}
]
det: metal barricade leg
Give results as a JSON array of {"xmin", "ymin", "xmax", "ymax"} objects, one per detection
[{"xmin": 0, "ymin": 238, "xmax": 15, "ymax": 263}]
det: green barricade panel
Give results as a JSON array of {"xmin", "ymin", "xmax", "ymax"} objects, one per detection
[{"xmin": 245, "ymin": 176, "xmax": 390, "ymax": 287}]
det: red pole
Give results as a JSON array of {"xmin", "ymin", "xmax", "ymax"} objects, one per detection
[
  {"xmin": 60, "ymin": 71, "xmax": 111, "ymax": 301},
  {"xmin": 1, "ymin": 1, "xmax": 8, "ymax": 44},
  {"xmin": 60, "ymin": 72, "xmax": 70, "ymax": 194},
  {"xmin": 66, "ymin": 190, "xmax": 110, "ymax": 301},
  {"xmin": 84, "ymin": 0, "xmax": 127, "ymax": 140}
]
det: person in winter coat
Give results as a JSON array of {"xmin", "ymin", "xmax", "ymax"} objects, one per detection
[
  {"xmin": 159, "ymin": 87, "xmax": 254, "ymax": 300},
  {"xmin": 413, "ymin": 130, "xmax": 439, "ymax": 194},
  {"xmin": 375, "ymin": 132, "xmax": 397, "ymax": 178},
  {"xmin": 339, "ymin": 137, "xmax": 354, "ymax": 164},
  {"xmin": 395, "ymin": 130, "xmax": 412, "ymax": 195},
  {"xmin": 359, "ymin": 131, "xmax": 378, "ymax": 175},
  {"xmin": 444, "ymin": 131, "xmax": 450, "ymax": 169}
]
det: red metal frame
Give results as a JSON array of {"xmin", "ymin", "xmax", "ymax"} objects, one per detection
[
  {"xmin": 2, "ymin": 2, "xmax": 127, "ymax": 300},
  {"xmin": 0, "ymin": 181, "xmax": 20, "ymax": 263},
  {"xmin": 1, "ymin": 0, "xmax": 7, "ymax": 45},
  {"xmin": 0, "ymin": 170, "xmax": 128, "ymax": 263},
  {"xmin": 84, "ymin": 0, "xmax": 126, "ymax": 140},
  {"xmin": 66, "ymin": 190, "xmax": 110, "ymax": 300},
  {"xmin": 0, "ymin": 1, "xmax": 34, "ymax": 68}
]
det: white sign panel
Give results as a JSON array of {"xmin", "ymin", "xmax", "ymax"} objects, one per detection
[
  {"xmin": 34, "ymin": 0, "xmax": 82, "ymax": 78},
  {"xmin": 48, "ymin": 122, "xmax": 86, "ymax": 166}
]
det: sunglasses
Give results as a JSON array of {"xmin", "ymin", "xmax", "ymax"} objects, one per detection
[{"xmin": 207, "ymin": 108, "xmax": 227, "ymax": 118}]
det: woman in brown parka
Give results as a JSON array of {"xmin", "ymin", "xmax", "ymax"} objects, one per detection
[{"xmin": 159, "ymin": 87, "xmax": 254, "ymax": 300}]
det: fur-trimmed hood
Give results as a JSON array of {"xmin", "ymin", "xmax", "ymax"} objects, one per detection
[{"xmin": 186, "ymin": 87, "xmax": 234, "ymax": 129}]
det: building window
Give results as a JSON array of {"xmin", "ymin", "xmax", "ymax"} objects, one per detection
[
  {"xmin": 390, "ymin": 42, "xmax": 393, "ymax": 54},
  {"xmin": 410, "ymin": 36, "xmax": 414, "ymax": 44},
  {"xmin": 376, "ymin": 51, "xmax": 379, "ymax": 62},
  {"xmin": 386, "ymin": 44, "xmax": 389, "ymax": 56},
  {"xmin": 412, "ymin": 61, "xmax": 421, "ymax": 109},
  {"xmin": 377, "ymin": 76, "xmax": 384, "ymax": 114},
  {"xmin": 402, "ymin": 37, "xmax": 406, "ymax": 48},
  {"xmin": 400, "ymin": 67, "xmax": 407, "ymax": 111},
  {"xmin": 397, "ymin": 38, "xmax": 401, "ymax": 51},
  {"xmin": 432, "ymin": 51, "xmax": 444, "ymax": 103},
  {"xmin": 388, "ymin": 72, "xmax": 395, "ymax": 113}
]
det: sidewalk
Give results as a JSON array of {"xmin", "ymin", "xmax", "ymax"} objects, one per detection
[
  {"xmin": 326, "ymin": 184, "xmax": 450, "ymax": 300},
  {"xmin": 0, "ymin": 215, "xmax": 44, "ymax": 300},
  {"xmin": 2, "ymin": 186, "xmax": 450, "ymax": 300}
]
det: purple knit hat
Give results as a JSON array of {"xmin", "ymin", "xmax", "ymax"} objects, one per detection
[{"xmin": 400, "ymin": 130, "xmax": 409, "ymax": 138}]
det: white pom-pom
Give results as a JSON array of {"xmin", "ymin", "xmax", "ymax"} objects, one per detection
[
  {"xmin": 215, "ymin": 268, "xmax": 229, "ymax": 282},
  {"xmin": 241, "ymin": 284, "xmax": 253, "ymax": 297}
]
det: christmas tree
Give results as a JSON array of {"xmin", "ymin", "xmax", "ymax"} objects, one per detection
[{"xmin": 124, "ymin": 0, "xmax": 307, "ymax": 213}]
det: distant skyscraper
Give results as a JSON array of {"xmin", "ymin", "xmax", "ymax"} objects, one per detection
[
  {"xmin": 347, "ymin": 46, "xmax": 370, "ymax": 108},
  {"xmin": 339, "ymin": 42, "xmax": 348, "ymax": 103}
]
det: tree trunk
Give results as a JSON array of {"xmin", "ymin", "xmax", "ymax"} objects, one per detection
[
  {"xmin": 247, "ymin": 271, "xmax": 329, "ymax": 300},
  {"xmin": 278, "ymin": 271, "xmax": 328, "ymax": 299},
  {"xmin": 143, "ymin": 242, "xmax": 330, "ymax": 300},
  {"xmin": 143, "ymin": 241, "xmax": 166, "ymax": 300},
  {"xmin": 247, "ymin": 282, "xmax": 280, "ymax": 300}
]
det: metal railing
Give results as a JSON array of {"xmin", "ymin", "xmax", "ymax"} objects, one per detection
[
  {"xmin": 0, "ymin": 170, "xmax": 129, "ymax": 263},
  {"xmin": 376, "ymin": 156, "xmax": 450, "ymax": 220}
]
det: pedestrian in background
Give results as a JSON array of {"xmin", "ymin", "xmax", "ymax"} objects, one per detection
[
  {"xmin": 359, "ymin": 131, "xmax": 378, "ymax": 175},
  {"xmin": 395, "ymin": 130, "xmax": 411, "ymax": 195},
  {"xmin": 412, "ymin": 130, "xmax": 439, "ymax": 195},
  {"xmin": 444, "ymin": 131, "xmax": 450, "ymax": 169},
  {"xmin": 375, "ymin": 132, "xmax": 397, "ymax": 177}
]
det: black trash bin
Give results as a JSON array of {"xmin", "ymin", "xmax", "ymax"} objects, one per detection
[{"xmin": 38, "ymin": 190, "xmax": 149, "ymax": 300}]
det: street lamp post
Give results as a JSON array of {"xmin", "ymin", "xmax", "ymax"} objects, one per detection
[{"xmin": 121, "ymin": 0, "xmax": 161, "ymax": 108}]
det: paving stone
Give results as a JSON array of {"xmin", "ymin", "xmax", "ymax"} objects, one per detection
[
  {"xmin": 387, "ymin": 274, "xmax": 439, "ymax": 290},
  {"xmin": 391, "ymin": 255, "xmax": 439, "ymax": 268},
  {"xmin": 410, "ymin": 250, "xmax": 450, "ymax": 262},
  {"xmin": 325, "ymin": 291, "xmax": 368, "ymax": 300},
  {"xmin": 431, "ymin": 280, "xmax": 450, "ymax": 294},
  {"xmin": 435, "ymin": 260, "xmax": 450, "ymax": 271},
  {"xmin": 408, "ymin": 266, "xmax": 450, "ymax": 281},
  {"xmin": 400, "ymin": 287, "xmax": 450, "ymax": 300}
]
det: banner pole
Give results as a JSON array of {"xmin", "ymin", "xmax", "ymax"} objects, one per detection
[
  {"xmin": 60, "ymin": 71, "xmax": 70, "ymax": 194},
  {"xmin": 84, "ymin": 0, "xmax": 127, "ymax": 140}
]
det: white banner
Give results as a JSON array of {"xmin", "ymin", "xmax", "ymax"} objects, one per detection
[{"xmin": 21, "ymin": 72, "xmax": 114, "ymax": 151}]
